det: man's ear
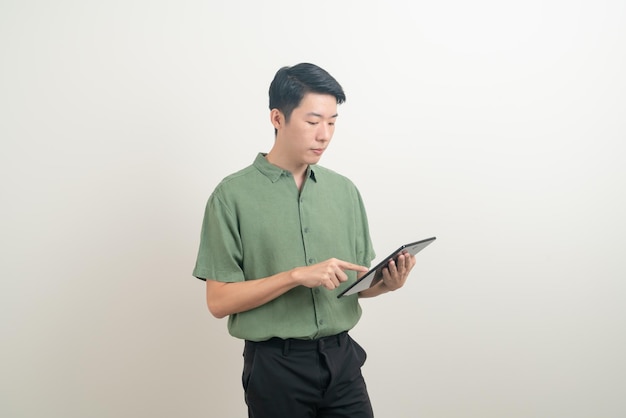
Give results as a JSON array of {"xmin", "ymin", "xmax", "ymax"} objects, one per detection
[{"xmin": 270, "ymin": 108, "xmax": 284, "ymax": 131}]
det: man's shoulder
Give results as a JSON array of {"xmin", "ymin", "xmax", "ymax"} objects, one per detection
[
  {"xmin": 220, "ymin": 164, "xmax": 257, "ymax": 184},
  {"xmin": 211, "ymin": 164, "xmax": 259, "ymax": 196}
]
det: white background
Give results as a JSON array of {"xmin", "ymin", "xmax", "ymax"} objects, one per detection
[{"xmin": 1, "ymin": 1, "xmax": 625, "ymax": 417}]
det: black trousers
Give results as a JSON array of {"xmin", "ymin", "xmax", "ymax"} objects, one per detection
[{"xmin": 242, "ymin": 332, "xmax": 374, "ymax": 418}]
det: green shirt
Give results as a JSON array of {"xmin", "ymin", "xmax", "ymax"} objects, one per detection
[{"xmin": 193, "ymin": 153, "xmax": 375, "ymax": 341}]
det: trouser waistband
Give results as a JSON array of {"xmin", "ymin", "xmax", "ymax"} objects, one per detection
[{"xmin": 246, "ymin": 331, "xmax": 348, "ymax": 355}]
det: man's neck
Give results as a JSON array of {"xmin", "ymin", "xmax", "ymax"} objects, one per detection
[{"xmin": 265, "ymin": 152, "xmax": 308, "ymax": 190}]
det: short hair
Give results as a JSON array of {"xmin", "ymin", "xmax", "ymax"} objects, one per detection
[{"xmin": 268, "ymin": 63, "xmax": 346, "ymax": 123}]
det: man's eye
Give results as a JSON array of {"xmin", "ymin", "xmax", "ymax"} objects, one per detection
[
  {"xmin": 307, "ymin": 121, "xmax": 318, "ymax": 125},
  {"xmin": 328, "ymin": 122, "xmax": 335, "ymax": 126}
]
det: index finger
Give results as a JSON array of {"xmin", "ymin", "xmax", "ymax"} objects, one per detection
[{"xmin": 337, "ymin": 260, "xmax": 369, "ymax": 273}]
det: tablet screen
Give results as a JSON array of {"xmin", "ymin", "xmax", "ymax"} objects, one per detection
[{"xmin": 337, "ymin": 236, "xmax": 436, "ymax": 298}]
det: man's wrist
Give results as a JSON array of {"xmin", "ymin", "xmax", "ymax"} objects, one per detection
[{"xmin": 379, "ymin": 281, "xmax": 392, "ymax": 293}]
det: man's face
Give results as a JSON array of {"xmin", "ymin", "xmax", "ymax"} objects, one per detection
[{"xmin": 276, "ymin": 92, "xmax": 338, "ymax": 167}]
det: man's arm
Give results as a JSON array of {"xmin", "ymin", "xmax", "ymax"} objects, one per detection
[
  {"xmin": 206, "ymin": 258, "xmax": 368, "ymax": 318},
  {"xmin": 358, "ymin": 252, "xmax": 417, "ymax": 298}
]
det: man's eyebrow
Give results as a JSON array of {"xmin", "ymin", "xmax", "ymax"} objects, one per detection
[{"xmin": 306, "ymin": 112, "xmax": 339, "ymax": 118}]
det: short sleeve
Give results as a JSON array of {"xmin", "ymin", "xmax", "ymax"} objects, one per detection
[
  {"xmin": 192, "ymin": 190, "xmax": 245, "ymax": 282},
  {"xmin": 353, "ymin": 187, "xmax": 376, "ymax": 267}
]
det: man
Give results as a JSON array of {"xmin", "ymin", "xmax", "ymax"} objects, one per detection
[{"xmin": 193, "ymin": 63, "xmax": 416, "ymax": 417}]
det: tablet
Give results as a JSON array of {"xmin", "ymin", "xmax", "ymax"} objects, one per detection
[{"xmin": 337, "ymin": 237, "xmax": 436, "ymax": 298}]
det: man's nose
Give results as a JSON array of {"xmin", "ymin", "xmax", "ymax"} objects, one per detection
[{"xmin": 317, "ymin": 123, "xmax": 331, "ymax": 140}]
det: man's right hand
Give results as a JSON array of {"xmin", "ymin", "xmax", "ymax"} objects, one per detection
[{"xmin": 290, "ymin": 258, "xmax": 369, "ymax": 290}]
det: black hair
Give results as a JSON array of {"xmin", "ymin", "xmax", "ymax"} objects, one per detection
[{"xmin": 268, "ymin": 63, "xmax": 346, "ymax": 124}]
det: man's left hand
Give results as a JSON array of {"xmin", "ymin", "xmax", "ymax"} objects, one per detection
[{"xmin": 380, "ymin": 251, "xmax": 416, "ymax": 291}]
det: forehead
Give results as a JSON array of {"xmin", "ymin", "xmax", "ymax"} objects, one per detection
[{"xmin": 294, "ymin": 93, "xmax": 338, "ymax": 117}]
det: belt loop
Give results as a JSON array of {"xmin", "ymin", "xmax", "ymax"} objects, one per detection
[
  {"xmin": 283, "ymin": 339, "xmax": 290, "ymax": 356},
  {"xmin": 337, "ymin": 333, "xmax": 342, "ymax": 347}
]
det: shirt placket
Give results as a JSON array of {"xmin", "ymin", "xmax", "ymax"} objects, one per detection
[{"xmin": 298, "ymin": 180, "xmax": 326, "ymax": 335}]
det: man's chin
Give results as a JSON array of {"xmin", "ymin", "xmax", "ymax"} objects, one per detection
[
  {"xmin": 307, "ymin": 156, "xmax": 322, "ymax": 165},
  {"xmin": 307, "ymin": 151, "xmax": 324, "ymax": 164}
]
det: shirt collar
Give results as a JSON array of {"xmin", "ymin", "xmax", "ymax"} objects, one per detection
[{"xmin": 253, "ymin": 153, "xmax": 318, "ymax": 183}]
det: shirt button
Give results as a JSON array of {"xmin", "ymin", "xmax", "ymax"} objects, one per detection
[
  {"xmin": 303, "ymin": 227, "xmax": 309, "ymax": 233},
  {"xmin": 308, "ymin": 258, "xmax": 314, "ymax": 264},
  {"xmin": 314, "ymin": 289, "xmax": 320, "ymax": 294},
  {"xmin": 319, "ymin": 320, "xmax": 324, "ymax": 325}
]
